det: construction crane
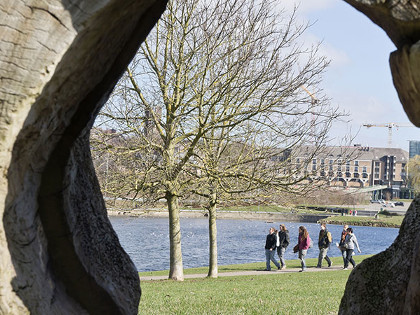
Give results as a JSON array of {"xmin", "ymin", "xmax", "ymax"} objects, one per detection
[
  {"xmin": 362, "ymin": 122, "xmax": 413, "ymax": 147},
  {"xmin": 300, "ymin": 85, "xmax": 318, "ymax": 105},
  {"xmin": 300, "ymin": 85, "xmax": 318, "ymax": 140}
]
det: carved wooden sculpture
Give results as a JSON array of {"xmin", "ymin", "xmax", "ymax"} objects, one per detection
[
  {"xmin": 0, "ymin": 1, "xmax": 167, "ymax": 313},
  {"xmin": 341, "ymin": 1, "xmax": 420, "ymax": 314}
]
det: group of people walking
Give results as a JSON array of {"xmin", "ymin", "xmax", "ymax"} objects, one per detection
[{"xmin": 264, "ymin": 223, "xmax": 361, "ymax": 272}]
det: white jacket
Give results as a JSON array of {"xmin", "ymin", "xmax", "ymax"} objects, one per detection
[{"xmin": 344, "ymin": 233, "xmax": 360, "ymax": 251}]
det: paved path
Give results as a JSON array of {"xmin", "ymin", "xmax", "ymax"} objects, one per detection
[{"xmin": 140, "ymin": 265, "xmax": 350, "ymax": 281}]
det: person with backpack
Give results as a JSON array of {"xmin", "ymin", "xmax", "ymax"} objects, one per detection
[
  {"xmin": 264, "ymin": 227, "xmax": 281, "ymax": 271},
  {"xmin": 276, "ymin": 224, "xmax": 290, "ymax": 270},
  {"xmin": 295, "ymin": 226, "xmax": 311, "ymax": 272},
  {"xmin": 316, "ymin": 222, "xmax": 332, "ymax": 268}
]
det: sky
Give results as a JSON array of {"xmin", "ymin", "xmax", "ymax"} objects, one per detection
[{"xmin": 285, "ymin": 0, "xmax": 419, "ymax": 152}]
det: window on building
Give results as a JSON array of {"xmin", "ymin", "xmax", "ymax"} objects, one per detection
[
  {"xmin": 362, "ymin": 166, "xmax": 367, "ymax": 173},
  {"xmin": 354, "ymin": 161, "xmax": 359, "ymax": 166},
  {"xmin": 354, "ymin": 166, "xmax": 359, "ymax": 172}
]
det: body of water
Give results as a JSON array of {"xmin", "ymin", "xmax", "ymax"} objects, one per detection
[{"xmin": 109, "ymin": 216, "xmax": 399, "ymax": 272}]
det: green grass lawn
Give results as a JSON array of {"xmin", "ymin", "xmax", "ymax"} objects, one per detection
[
  {"xmin": 322, "ymin": 214, "xmax": 403, "ymax": 227},
  {"xmin": 220, "ymin": 205, "xmax": 291, "ymax": 213},
  {"xmin": 218, "ymin": 205, "xmax": 353, "ymax": 215},
  {"xmin": 138, "ymin": 256, "xmax": 369, "ymax": 314}
]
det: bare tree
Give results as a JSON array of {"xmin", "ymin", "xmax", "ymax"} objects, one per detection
[
  {"xmin": 94, "ymin": 0, "xmax": 339, "ymax": 280},
  {"xmin": 91, "ymin": 127, "xmax": 163, "ymax": 205},
  {"xmin": 189, "ymin": 98, "xmax": 343, "ymax": 277}
]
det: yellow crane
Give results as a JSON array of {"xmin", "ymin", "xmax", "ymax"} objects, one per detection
[
  {"xmin": 300, "ymin": 85, "xmax": 318, "ymax": 139},
  {"xmin": 300, "ymin": 85, "xmax": 318, "ymax": 105},
  {"xmin": 362, "ymin": 122, "xmax": 413, "ymax": 147}
]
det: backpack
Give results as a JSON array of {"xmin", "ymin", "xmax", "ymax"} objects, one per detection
[
  {"xmin": 327, "ymin": 231, "xmax": 332, "ymax": 245},
  {"xmin": 323, "ymin": 230, "xmax": 332, "ymax": 247},
  {"xmin": 308, "ymin": 235, "xmax": 313, "ymax": 248}
]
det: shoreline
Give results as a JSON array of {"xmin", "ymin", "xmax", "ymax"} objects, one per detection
[
  {"xmin": 107, "ymin": 209, "xmax": 333, "ymax": 223},
  {"xmin": 107, "ymin": 209, "xmax": 402, "ymax": 227}
]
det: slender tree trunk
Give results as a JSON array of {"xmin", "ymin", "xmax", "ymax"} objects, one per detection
[
  {"xmin": 167, "ymin": 191, "xmax": 184, "ymax": 281},
  {"xmin": 207, "ymin": 194, "xmax": 218, "ymax": 278}
]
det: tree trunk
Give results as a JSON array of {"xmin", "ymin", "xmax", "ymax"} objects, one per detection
[
  {"xmin": 339, "ymin": 197, "xmax": 420, "ymax": 314},
  {"xmin": 167, "ymin": 191, "xmax": 184, "ymax": 281},
  {"xmin": 207, "ymin": 198, "xmax": 218, "ymax": 278}
]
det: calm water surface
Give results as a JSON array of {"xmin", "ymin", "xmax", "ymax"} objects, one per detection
[{"xmin": 109, "ymin": 216, "xmax": 399, "ymax": 272}]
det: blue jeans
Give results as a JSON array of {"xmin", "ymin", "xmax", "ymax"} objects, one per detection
[
  {"xmin": 277, "ymin": 247, "xmax": 286, "ymax": 267},
  {"xmin": 344, "ymin": 249, "xmax": 356, "ymax": 268},
  {"xmin": 298, "ymin": 249, "xmax": 307, "ymax": 270},
  {"xmin": 265, "ymin": 249, "xmax": 280, "ymax": 270},
  {"xmin": 341, "ymin": 248, "xmax": 347, "ymax": 265}
]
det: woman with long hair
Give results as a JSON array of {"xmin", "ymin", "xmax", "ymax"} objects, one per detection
[{"xmin": 296, "ymin": 225, "xmax": 311, "ymax": 272}]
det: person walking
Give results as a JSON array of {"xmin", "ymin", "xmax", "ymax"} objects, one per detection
[
  {"xmin": 265, "ymin": 227, "xmax": 281, "ymax": 271},
  {"xmin": 338, "ymin": 224, "xmax": 348, "ymax": 265},
  {"xmin": 316, "ymin": 222, "xmax": 332, "ymax": 268},
  {"xmin": 276, "ymin": 224, "xmax": 290, "ymax": 270},
  {"xmin": 343, "ymin": 227, "xmax": 361, "ymax": 270},
  {"xmin": 295, "ymin": 226, "xmax": 311, "ymax": 272}
]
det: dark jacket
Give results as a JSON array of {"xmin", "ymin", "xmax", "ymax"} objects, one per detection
[
  {"xmin": 339, "ymin": 230, "xmax": 348, "ymax": 246},
  {"xmin": 265, "ymin": 233, "xmax": 277, "ymax": 250},
  {"xmin": 318, "ymin": 229, "xmax": 331, "ymax": 249},
  {"xmin": 278, "ymin": 230, "xmax": 290, "ymax": 248}
]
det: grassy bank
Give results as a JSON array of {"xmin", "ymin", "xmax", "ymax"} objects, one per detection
[
  {"xmin": 219, "ymin": 204, "xmax": 358, "ymax": 214},
  {"xmin": 320, "ymin": 214, "xmax": 403, "ymax": 228},
  {"xmin": 139, "ymin": 255, "xmax": 370, "ymax": 314}
]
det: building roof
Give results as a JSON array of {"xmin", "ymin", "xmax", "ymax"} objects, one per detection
[{"xmin": 293, "ymin": 145, "xmax": 408, "ymax": 162}]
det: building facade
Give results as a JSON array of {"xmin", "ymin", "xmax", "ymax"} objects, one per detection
[
  {"xmin": 409, "ymin": 140, "xmax": 420, "ymax": 159},
  {"xmin": 293, "ymin": 145, "xmax": 409, "ymax": 199}
]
